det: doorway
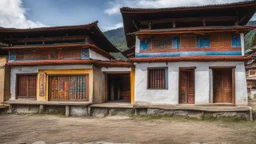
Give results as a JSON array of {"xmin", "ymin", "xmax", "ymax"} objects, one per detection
[
  {"xmin": 213, "ymin": 68, "xmax": 234, "ymax": 104},
  {"xmin": 179, "ymin": 69, "xmax": 195, "ymax": 104},
  {"xmin": 106, "ymin": 73, "xmax": 130, "ymax": 102}
]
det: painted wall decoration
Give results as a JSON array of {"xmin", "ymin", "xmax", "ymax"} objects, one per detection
[
  {"xmin": 48, "ymin": 75, "xmax": 88, "ymax": 100},
  {"xmin": 39, "ymin": 73, "xmax": 46, "ymax": 97}
]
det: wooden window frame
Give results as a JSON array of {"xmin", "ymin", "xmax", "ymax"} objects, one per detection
[
  {"xmin": 196, "ymin": 35, "xmax": 210, "ymax": 48},
  {"xmin": 232, "ymin": 34, "xmax": 241, "ymax": 48},
  {"xmin": 16, "ymin": 74, "xmax": 37, "ymax": 99},
  {"xmin": 48, "ymin": 74, "xmax": 89, "ymax": 101},
  {"xmin": 147, "ymin": 67, "xmax": 168, "ymax": 90},
  {"xmin": 152, "ymin": 38, "xmax": 173, "ymax": 50},
  {"xmin": 210, "ymin": 66, "xmax": 236, "ymax": 105}
]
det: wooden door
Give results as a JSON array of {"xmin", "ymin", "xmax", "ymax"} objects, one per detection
[
  {"xmin": 179, "ymin": 70, "xmax": 195, "ymax": 104},
  {"xmin": 213, "ymin": 69, "xmax": 232, "ymax": 103},
  {"xmin": 17, "ymin": 75, "xmax": 37, "ymax": 99}
]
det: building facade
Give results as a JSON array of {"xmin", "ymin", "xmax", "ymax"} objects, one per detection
[
  {"xmin": 0, "ymin": 22, "xmax": 134, "ymax": 112},
  {"xmin": 121, "ymin": 1, "xmax": 256, "ymax": 106}
]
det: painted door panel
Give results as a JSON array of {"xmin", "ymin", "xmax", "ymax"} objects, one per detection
[{"xmin": 48, "ymin": 75, "xmax": 88, "ymax": 101}]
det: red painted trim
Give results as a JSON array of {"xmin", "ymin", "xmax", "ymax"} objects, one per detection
[
  {"xmin": 130, "ymin": 56, "xmax": 250, "ymax": 62},
  {"xmin": 6, "ymin": 60, "xmax": 134, "ymax": 67}
]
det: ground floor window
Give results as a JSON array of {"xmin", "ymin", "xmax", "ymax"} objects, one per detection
[
  {"xmin": 48, "ymin": 75, "xmax": 89, "ymax": 101},
  {"xmin": 17, "ymin": 75, "xmax": 37, "ymax": 99},
  {"xmin": 148, "ymin": 68, "xmax": 168, "ymax": 89}
]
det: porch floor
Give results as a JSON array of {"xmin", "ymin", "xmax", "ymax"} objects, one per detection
[
  {"xmin": 4, "ymin": 99, "xmax": 91, "ymax": 106},
  {"xmin": 91, "ymin": 102, "xmax": 134, "ymax": 108}
]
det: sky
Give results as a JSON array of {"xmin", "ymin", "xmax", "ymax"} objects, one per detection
[{"xmin": 0, "ymin": 0, "xmax": 255, "ymax": 32}]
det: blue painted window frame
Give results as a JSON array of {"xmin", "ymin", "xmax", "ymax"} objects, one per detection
[
  {"xmin": 140, "ymin": 39, "xmax": 151, "ymax": 50},
  {"xmin": 172, "ymin": 37, "xmax": 180, "ymax": 49},
  {"xmin": 197, "ymin": 35, "xmax": 210, "ymax": 48},
  {"xmin": 232, "ymin": 34, "xmax": 241, "ymax": 47},
  {"xmin": 9, "ymin": 52, "xmax": 16, "ymax": 61}
]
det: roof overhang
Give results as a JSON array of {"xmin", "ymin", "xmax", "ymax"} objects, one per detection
[{"xmin": 121, "ymin": 1, "xmax": 256, "ymax": 48}]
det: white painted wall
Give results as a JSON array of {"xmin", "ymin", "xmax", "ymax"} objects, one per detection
[
  {"xmin": 240, "ymin": 33, "xmax": 245, "ymax": 56},
  {"xmin": 10, "ymin": 65, "xmax": 93, "ymax": 100},
  {"xmin": 101, "ymin": 67, "xmax": 131, "ymax": 72},
  {"xmin": 89, "ymin": 49, "xmax": 110, "ymax": 61},
  {"xmin": 134, "ymin": 62, "xmax": 248, "ymax": 105},
  {"xmin": 135, "ymin": 36, "xmax": 140, "ymax": 54}
]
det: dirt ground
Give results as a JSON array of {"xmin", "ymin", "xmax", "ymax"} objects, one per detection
[{"xmin": 0, "ymin": 114, "xmax": 256, "ymax": 144}]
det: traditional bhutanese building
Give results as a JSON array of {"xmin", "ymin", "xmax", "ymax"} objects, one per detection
[
  {"xmin": 0, "ymin": 21, "xmax": 134, "ymax": 116},
  {"xmin": 121, "ymin": 1, "xmax": 256, "ymax": 106},
  {"xmin": 245, "ymin": 45, "xmax": 256, "ymax": 99}
]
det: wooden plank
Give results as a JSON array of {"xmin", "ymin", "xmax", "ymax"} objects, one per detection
[
  {"xmin": 4, "ymin": 35, "xmax": 87, "ymax": 44},
  {"xmin": 140, "ymin": 16, "xmax": 238, "ymax": 25}
]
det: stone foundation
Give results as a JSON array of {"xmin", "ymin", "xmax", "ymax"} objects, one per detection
[{"xmin": 6, "ymin": 104, "xmax": 252, "ymax": 120}]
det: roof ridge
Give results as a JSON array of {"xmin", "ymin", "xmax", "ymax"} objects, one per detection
[{"xmin": 120, "ymin": 1, "xmax": 256, "ymax": 12}]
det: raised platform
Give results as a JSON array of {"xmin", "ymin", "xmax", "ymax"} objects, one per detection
[
  {"xmin": 134, "ymin": 104, "xmax": 250, "ymax": 112},
  {"xmin": 91, "ymin": 102, "xmax": 134, "ymax": 108},
  {"xmin": 5, "ymin": 100, "xmax": 91, "ymax": 106}
]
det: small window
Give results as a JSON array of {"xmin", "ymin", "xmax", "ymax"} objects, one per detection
[
  {"xmin": 140, "ymin": 39, "xmax": 151, "ymax": 50},
  {"xmin": 172, "ymin": 37, "xmax": 180, "ymax": 49},
  {"xmin": 232, "ymin": 34, "xmax": 241, "ymax": 47},
  {"xmin": 17, "ymin": 75, "xmax": 37, "ymax": 99},
  {"xmin": 148, "ymin": 68, "xmax": 168, "ymax": 89},
  {"xmin": 152, "ymin": 38, "xmax": 172, "ymax": 49},
  {"xmin": 197, "ymin": 36, "xmax": 210, "ymax": 48}
]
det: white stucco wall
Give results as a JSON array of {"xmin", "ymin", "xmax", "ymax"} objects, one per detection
[
  {"xmin": 10, "ymin": 65, "xmax": 93, "ymax": 100},
  {"xmin": 89, "ymin": 49, "xmax": 110, "ymax": 61},
  {"xmin": 101, "ymin": 67, "xmax": 131, "ymax": 72},
  {"xmin": 134, "ymin": 62, "xmax": 248, "ymax": 105}
]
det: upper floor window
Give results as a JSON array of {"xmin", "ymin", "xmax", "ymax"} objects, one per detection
[
  {"xmin": 197, "ymin": 36, "xmax": 210, "ymax": 48},
  {"xmin": 140, "ymin": 39, "xmax": 151, "ymax": 50},
  {"xmin": 232, "ymin": 34, "xmax": 241, "ymax": 47},
  {"xmin": 150, "ymin": 37, "xmax": 180, "ymax": 50},
  {"xmin": 152, "ymin": 38, "xmax": 172, "ymax": 49},
  {"xmin": 148, "ymin": 68, "xmax": 168, "ymax": 89},
  {"xmin": 172, "ymin": 37, "xmax": 180, "ymax": 49}
]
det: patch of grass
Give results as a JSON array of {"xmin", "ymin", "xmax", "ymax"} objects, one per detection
[{"xmin": 133, "ymin": 114, "xmax": 200, "ymax": 122}]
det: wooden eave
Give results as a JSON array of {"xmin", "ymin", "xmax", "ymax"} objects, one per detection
[
  {"xmin": 135, "ymin": 26, "xmax": 253, "ymax": 35},
  {"xmin": 120, "ymin": 1, "xmax": 256, "ymax": 48},
  {"xmin": 0, "ymin": 21, "xmax": 98, "ymax": 33},
  {"xmin": 1, "ymin": 43, "xmax": 115, "ymax": 60},
  {"xmin": 0, "ymin": 21, "xmax": 120, "ymax": 53}
]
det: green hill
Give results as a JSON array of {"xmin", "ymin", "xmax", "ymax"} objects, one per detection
[{"xmin": 104, "ymin": 28, "xmax": 127, "ymax": 59}]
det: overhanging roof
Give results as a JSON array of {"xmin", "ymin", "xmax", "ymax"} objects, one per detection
[
  {"xmin": 0, "ymin": 21, "xmax": 120, "ymax": 53},
  {"xmin": 121, "ymin": 1, "xmax": 256, "ymax": 48}
]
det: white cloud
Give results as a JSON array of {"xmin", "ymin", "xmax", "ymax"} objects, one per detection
[
  {"xmin": 102, "ymin": 22, "xmax": 123, "ymax": 31},
  {"xmin": 0, "ymin": 0, "xmax": 47, "ymax": 28},
  {"xmin": 104, "ymin": 0, "xmax": 246, "ymax": 15}
]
